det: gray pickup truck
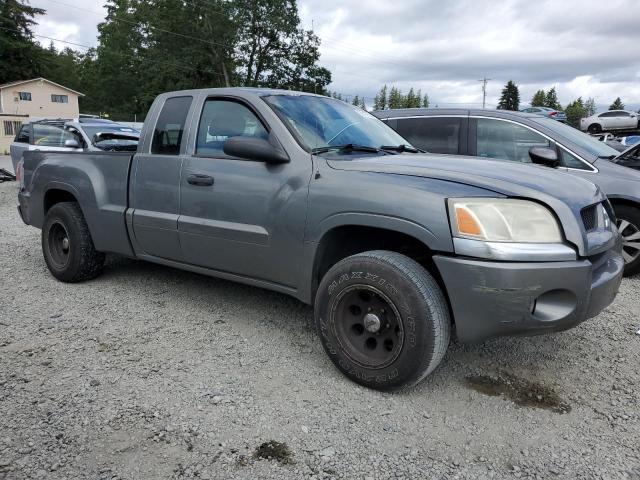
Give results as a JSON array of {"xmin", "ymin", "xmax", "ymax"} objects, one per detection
[{"xmin": 16, "ymin": 88, "xmax": 624, "ymax": 390}]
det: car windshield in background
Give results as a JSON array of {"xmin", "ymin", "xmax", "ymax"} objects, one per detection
[
  {"xmin": 531, "ymin": 117, "xmax": 620, "ymax": 160},
  {"xmin": 83, "ymin": 125, "xmax": 139, "ymax": 144},
  {"xmin": 263, "ymin": 94, "xmax": 410, "ymax": 154}
]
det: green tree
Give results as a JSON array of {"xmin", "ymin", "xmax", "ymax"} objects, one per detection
[
  {"xmin": 497, "ymin": 80, "xmax": 520, "ymax": 111},
  {"xmin": 422, "ymin": 93, "xmax": 430, "ymax": 108},
  {"xmin": 0, "ymin": 0, "xmax": 46, "ymax": 84},
  {"xmin": 564, "ymin": 97, "xmax": 587, "ymax": 128},
  {"xmin": 531, "ymin": 89, "xmax": 546, "ymax": 107},
  {"xmin": 233, "ymin": 0, "xmax": 330, "ymax": 93},
  {"xmin": 374, "ymin": 85, "xmax": 388, "ymax": 110},
  {"xmin": 609, "ymin": 97, "xmax": 625, "ymax": 110},
  {"xmin": 405, "ymin": 87, "xmax": 418, "ymax": 108},
  {"xmin": 544, "ymin": 87, "xmax": 562, "ymax": 110},
  {"xmin": 388, "ymin": 87, "xmax": 403, "ymax": 109},
  {"xmin": 585, "ymin": 97, "xmax": 597, "ymax": 117},
  {"xmin": 351, "ymin": 95, "xmax": 360, "ymax": 107}
]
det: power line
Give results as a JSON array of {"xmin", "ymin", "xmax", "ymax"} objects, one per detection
[
  {"xmin": 0, "ymin": 24, "xmax": 228, "ymax": 80},
  {"xmin": 40, "ymin": 0, "xmax": 234, "ymax": 50}
]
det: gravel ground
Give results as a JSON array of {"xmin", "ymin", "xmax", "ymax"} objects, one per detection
[{"xmin": 1, "ymin": 166, "xmax": 639, "ymax": 480}]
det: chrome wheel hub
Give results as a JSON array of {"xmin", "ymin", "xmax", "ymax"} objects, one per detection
[
  {"xmin": 618, "ymin": 219, "xmax": 640, "ymax": 264},
  {"xmin": 363, "ymin": 313, "xmax": 381, "ymax": 333}
]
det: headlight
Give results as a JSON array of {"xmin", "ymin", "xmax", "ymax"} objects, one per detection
[{"xmin": 448, "ymin": 198, "xmax": 563, "ymax": 243}]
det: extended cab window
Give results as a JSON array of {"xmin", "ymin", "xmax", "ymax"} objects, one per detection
[
  {"xmin": 476, "ymin": 118, "xmax": 550, "ymax": 163},
  {"xmin": 151, "ymin": 96, "xmax": 192, "ymax": 155},
  {"xmin": 196, "ymin": 99, "xmax": 268, "ymax": 157},
  {"xmin": 395, "ymin": 117, "xmax": 461, "ymax": 154}
]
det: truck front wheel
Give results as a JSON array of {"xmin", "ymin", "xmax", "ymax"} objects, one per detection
[
  {"xmin": 314, "ymin": 250, "xmax": 451, "ymax": 391},
  {"xmin": 42, "ymin": 202, "xmax": 105, "ymax": 282}
]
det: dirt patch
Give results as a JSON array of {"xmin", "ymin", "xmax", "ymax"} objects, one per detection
[
  {"xmin": 466, "ymin": 372, "xmax": 571, "ymax": 414},
  {"xmin": 253, "ymin": 441, "xmax": 293, "ymax": 464}
]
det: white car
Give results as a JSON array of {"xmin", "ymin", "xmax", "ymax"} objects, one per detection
[{"xmin": 580, "ymin": 110, "xmax": 639, "ymax": 134}]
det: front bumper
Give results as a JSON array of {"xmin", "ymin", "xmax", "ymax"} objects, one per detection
[{"xmin": 433, "ymin": 247, "xmax": 624, "ymax": 343}]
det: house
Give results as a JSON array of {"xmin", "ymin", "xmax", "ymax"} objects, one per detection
[
  {"xmin": 0, "ymin": 78, "xmax": 83, "ymax": 119},
  {"xmin": 0, "ymin": 78, "xmax": 84, "ymax": 154}
]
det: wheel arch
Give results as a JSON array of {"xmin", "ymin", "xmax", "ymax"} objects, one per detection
[{"xmin": 303, "ymin": 215, "xmax": 452, "ymax": 307}]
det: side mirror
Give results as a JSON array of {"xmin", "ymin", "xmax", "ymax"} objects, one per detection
[
  {"xmin": 223, "ymin": 136, "xmax": 289, "ymax": 164},
  {"xmin": 529, "ymin": 147, "xmax": 559, "ymax": 168},
  {"xmin": 64, "ymin": 139, "xmax": 80, "ymax": 148}
]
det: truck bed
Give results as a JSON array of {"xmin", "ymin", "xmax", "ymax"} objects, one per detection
[{"xmin": 18, "ymin": 150, "xmax": 135, "ymax": 257}]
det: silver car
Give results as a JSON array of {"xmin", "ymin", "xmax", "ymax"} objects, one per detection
[{"xmin": 10, "ymin": 120, "xmax": 139, "ymax": 172}]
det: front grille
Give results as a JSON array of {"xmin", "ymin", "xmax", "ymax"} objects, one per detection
[{"xmin": 581, "ymin": 205, "xmax": 597, "ymax": 231}]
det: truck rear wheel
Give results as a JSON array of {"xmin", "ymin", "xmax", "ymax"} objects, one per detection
[
  {"xmin": 42, "ymin": 202, "xmax": 105, "ymax": 282},
  {"xmin": 314, "ymin": 250, "xmax": 450, "ymax": 391}
]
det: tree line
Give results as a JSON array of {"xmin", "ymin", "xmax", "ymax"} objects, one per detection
[
  {"xmin": 1, "ymin": 0, "xmax": 332, "ymax": 120},
  {"xmin": 497, "ymin": 80, "xmax": 629, "ymax": 127}
]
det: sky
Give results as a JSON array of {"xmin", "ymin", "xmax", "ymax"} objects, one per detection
[{"xmin": 29, "ymin": 0, "xmax": 640, "ymax": 112}]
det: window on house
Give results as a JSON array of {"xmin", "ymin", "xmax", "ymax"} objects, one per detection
[
  {"xmin": 3, "ymin": 121, "xmax": 23, "ymax": 136},
  {"xmin": 51, "ymin": 94, "xmax": 69, "ymax": 103},
  {"xmin": 18, "ymin": 92, "xmax": 32, "ymax": 101}
]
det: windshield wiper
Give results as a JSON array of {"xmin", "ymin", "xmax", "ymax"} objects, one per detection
[
  {"xmin": 597, "ymin": 155, "xmax": 616, "ymax": 160},
  {"xmin": 311, "ymin": 144, "xmax": 380, "ymax": 154},
  {"xmin": 380, "ymin": 144, "xmax": 423, "ymax": 153}
]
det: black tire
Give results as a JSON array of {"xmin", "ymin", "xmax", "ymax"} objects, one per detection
[
  {"xmin": 314, "ymin": 250, "xmax": 451, "ymax": 391},
  {"xmin": 614, "ymin": 205, "xmax": 640, "ymax": 276},
  {"xmin": 42, "ymin": 202, "xmax": 105, "ymax": 282},
  {"xmin": 587, "ymin": 123, "xmax": 602, "ymax": 134}
]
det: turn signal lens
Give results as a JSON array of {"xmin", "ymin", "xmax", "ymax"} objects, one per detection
[{"xmin": 455, "ymin": 207, "xmax": 482, "ymax": 237}]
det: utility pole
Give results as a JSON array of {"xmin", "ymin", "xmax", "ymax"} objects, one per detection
[{"xmin": 478, "ymin": 77, "xmax": 491, "ymax": 109}]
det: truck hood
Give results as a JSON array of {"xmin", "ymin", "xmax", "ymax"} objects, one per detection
[
  {"xmin": 327, "ymin": 153, "xmax": 603, "ymax": 207},
  {"xmin": 327, "ymin": 153, "xmax": 611, "ymax": 257}
]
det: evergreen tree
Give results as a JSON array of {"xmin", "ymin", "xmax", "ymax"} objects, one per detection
[
  {"xmin": 351, "ymin": 95, "xmax": 360, "ymax": 107},
  {"xmin": 544, "ymin": 87, "xmax": 562, "ymax": 110},
  {"xmin": 585, "ymin": 97, "xmax": 597, "ymax": 117},
  {"xmin": 564, "ymin": 97, "xmax": 587, "ymax": 128},
  {"xmin": 374, "ymin": 85, "xmax": 388, "ymax": 110},
  {"xmin": 422, "ymin": 93, "xmax": 430, "ymax": 108},
  {"xmin": 609, "ymin": 97, "xmax": 625, "ymax": 110},
  {"xmin": 0, "ymin": 0, "xmax": 46, "ymax": 84},
  {"xmin": 405, "ymin": 87, "xmax": 417, "ymax": 108},
  {"xmin": 531, "ymin": 89, "xmax": 546, "ymax": 107},
  {"xmin": 497, "ymin": 80, "xmax": 520, "ymax": 111},
  {"xmin": 388, "ymin": 87, "xmax": 403, "ymax": 109}
]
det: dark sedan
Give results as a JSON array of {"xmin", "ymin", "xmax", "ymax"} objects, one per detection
[{"xmin": 372, "ymin": 108, "xmax": 640, "ymax": 275}]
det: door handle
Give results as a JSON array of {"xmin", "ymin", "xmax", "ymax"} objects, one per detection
[{"xmin": 187, "ymin": 174, "xmax": 214, "ymax": 186}]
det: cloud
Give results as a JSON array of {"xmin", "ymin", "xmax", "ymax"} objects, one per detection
[{"xmin": 30, "ymin": 0, "xmax": 640, "ymax": 111}]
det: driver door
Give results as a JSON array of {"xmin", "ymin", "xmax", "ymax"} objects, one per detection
[{"xmin": 178, "ymin": 97, "xmax": 311, "ymax": 287}]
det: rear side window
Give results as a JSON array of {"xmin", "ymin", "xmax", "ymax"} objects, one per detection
[
  {"xmin": 196, "ymin": 99, "xmax": 268, "ymax": 158},
  {"xmin": 15, "ymin": 125, "xmax": 30, "ymax": 143},
  {"xmin": 395, "ymin": 117, "xmax": 461, "ymax": 154},
  {"xmin": 151, "ymin": 96, "xmax": 192, "ymax": 155}
]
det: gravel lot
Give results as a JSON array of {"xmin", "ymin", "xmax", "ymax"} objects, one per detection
[{"xmin": 1, "ymin": 156, "xmax": 639, "ymax": 479}]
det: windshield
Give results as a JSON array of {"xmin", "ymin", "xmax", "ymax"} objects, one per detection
[
  {"xmin": 262, "ymin": 94, "xmax": 410, "ymax": 153},
  {"xmin": 530, "ymin": 117, "xmax": 619, "ymax": 160}
]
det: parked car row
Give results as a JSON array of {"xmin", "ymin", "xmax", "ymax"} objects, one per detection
[
  {"xmin": 15, "ymin": 88, "xmax": 625, "ymax": 391},
  {"xmin": 9, "ymin": 119, "xmax": 139, "ymax": 173}
]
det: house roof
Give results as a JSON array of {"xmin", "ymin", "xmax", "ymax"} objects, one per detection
[{"xmin": 0, "ymin": 78, "xmax": 84, "ymax": 96}]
